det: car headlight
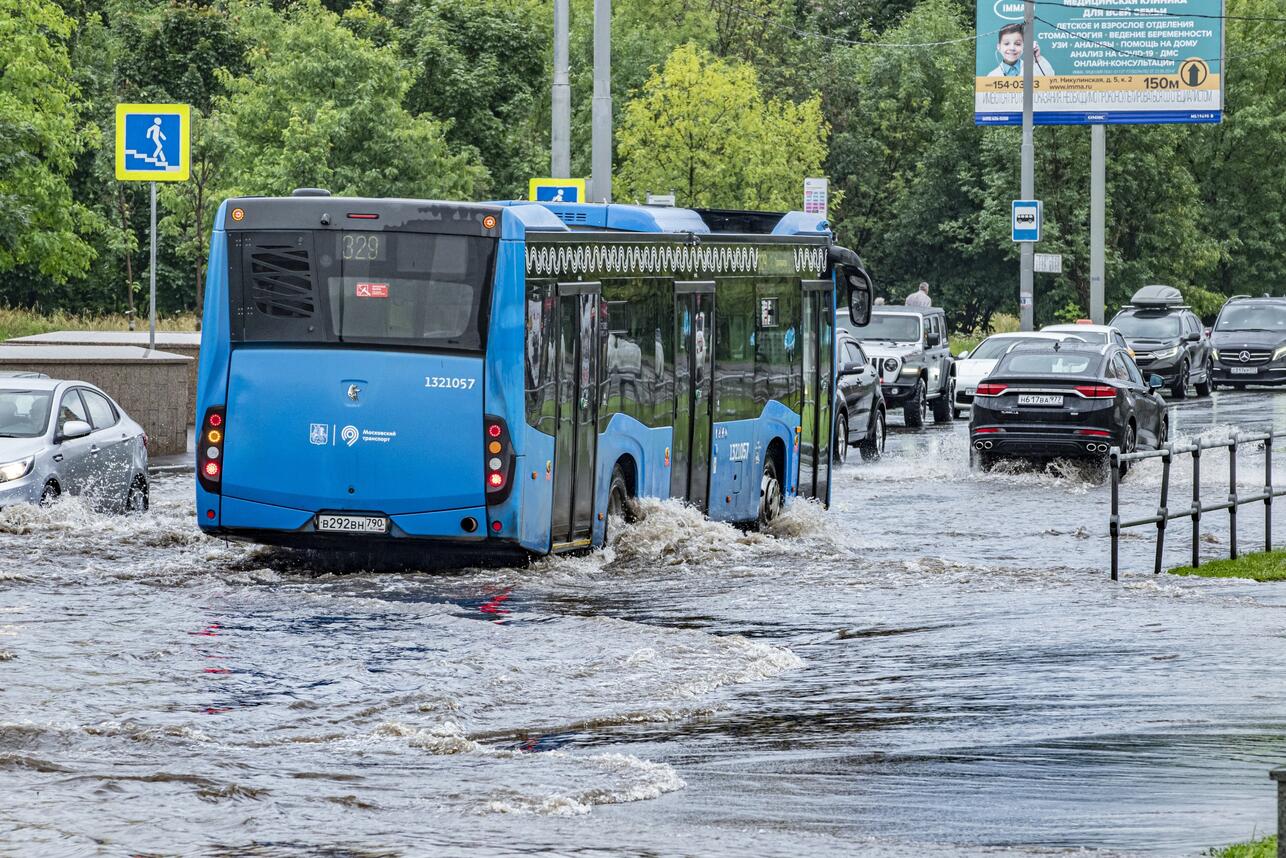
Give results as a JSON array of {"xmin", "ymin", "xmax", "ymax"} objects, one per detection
[
  {"xmin": 1151, "ymin": 346, "xmax": 1180, "ymax": 360},
  {"xmin": 0, "ymin": 456, "xmax": 34, "ymax": 483},
  {"xmin": 882, "ymin": 358, "xmax": 899, "ymax": 374},
  {"xmin": 1212, "ymin": 348, "xmax": 1220, "ymax": 360},
  {"xmin": 1273, "ymin": 345, "xmax": 1286, "ymax": 361}
]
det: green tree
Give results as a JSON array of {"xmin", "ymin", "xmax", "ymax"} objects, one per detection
[
  {"xmin": 0, "ymin": 0, "xmax": 96, "ymax": 284},
  {"xmin": 388, "ymin": 0, "xmax": 549, "ymax": 197},
  {"xmin": 1184, "ymin": 0, "xmax": 1286, "ymax": 306},
  {"xmin": 615, "ymin": 43, "xmax": 826, "ymax": 209},
  {"xmin": 214, "ymin": 1, "xmax": 487, "ymax": 201}
]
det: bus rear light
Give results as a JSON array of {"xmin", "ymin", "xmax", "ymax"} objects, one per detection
[
  {"xmin": 484, "ymin": 415, "xmax": 515, "ymax": 504},
  {"xmin": 198, "ymin": 407, "xmax": 226, "ymax": 493}
]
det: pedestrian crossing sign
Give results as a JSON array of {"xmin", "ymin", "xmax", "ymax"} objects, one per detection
[
  {"xmin": 115, "ymin": 103, "xmax": 191, "ymax": 182},
  {"xmin": 529, "ymin": 178, "xmax": 586, "ymax": 204}
]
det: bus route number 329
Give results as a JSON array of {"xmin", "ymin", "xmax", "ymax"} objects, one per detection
[{"xmin": 425, "ymin": 376, "xmax": 477, "ymax": 390}]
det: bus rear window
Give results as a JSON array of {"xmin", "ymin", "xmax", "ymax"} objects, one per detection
[
  {"xmin": 232, "ymin": 230, "xmax": 495, "ymax": 351},
  {"xmin": 327, "ymin": 233, "xmax": 490, "ymax": 347}
]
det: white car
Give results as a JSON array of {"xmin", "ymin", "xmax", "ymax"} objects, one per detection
[
  {"xmin": 1041, "ymin": 323, "xmax": 1132, "ymax": 353},
  {"xmin": 953, "ymin": 331, "xmax": 1087, "ymax": 417},
  {"xmin": 0, "ymin": 379, "xmax": 149, "ymax": 511}
]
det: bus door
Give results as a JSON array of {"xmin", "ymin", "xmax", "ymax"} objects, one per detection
[
  {"xmin": 800, "ymin": 279, "xmax": 835, "ymax": 505},
  {"xmin": 551, "ymin": 281, "xmax": 601, "ymax": 549},
  {"xmin": 671, "ymin": 281, "xmax": 715, "ymax": 511}
]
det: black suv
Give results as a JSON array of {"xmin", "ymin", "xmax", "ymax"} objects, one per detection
[
  {"xmin": 1109, "ymin": 285, "xmax": 1212, "ymax": 398},
  {"xmin": 1209, "ymin": 295, "xmax": 1286, "ymax": 389}
]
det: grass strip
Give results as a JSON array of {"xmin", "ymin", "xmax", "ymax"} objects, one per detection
[
  {"xmin": 1208, "ymin": 835, "xmax": 1276, "ymax": 857},
  {"xmin": 1171, "ymin": 550, "xmax": 1286, "ymax": 581},
  {"xmin": 0, "ymin": 308, "xmax": 199, "ymax": 343}
]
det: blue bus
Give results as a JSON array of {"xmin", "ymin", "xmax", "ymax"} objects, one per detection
[{"xmin": 195, "ymin": 193, "xmax": 871, "ymax": 560}]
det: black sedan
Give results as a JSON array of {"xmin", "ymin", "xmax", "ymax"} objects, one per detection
[
  {"xmin": 833, "ymin": 330, "xmax": 887, "ymax": 464},
  {"xmin": 969, "ymin": 342, "xmax": 1167, "ymax": 474}
]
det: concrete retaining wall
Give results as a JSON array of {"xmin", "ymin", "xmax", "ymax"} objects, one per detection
[
  {"xmin": 0, "ymin": 345, "xmax": 192, "ymax": 456},
  {"xmin": 8, "ymin": 331, "xmax": 201, "ymax": 424}
]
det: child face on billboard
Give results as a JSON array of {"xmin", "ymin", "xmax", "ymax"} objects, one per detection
[{"xmin": 999, "ymin": 31, "xmax": 1023, "ymax": 65}]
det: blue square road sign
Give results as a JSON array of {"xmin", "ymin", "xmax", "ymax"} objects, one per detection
[
  {"xmin": 1012, "ymin": 200, "xmax": 1042, "ymax": 242},
  {"xmin": 115, "ymin": 103, "xmax": 190, "ymax": 182}
]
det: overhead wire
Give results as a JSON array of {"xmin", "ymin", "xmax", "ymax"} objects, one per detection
[{"xmin": 1030, "ymin": 0, "xmax": 1286, "ymax": 24}]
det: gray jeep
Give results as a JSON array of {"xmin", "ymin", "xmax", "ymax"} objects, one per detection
[{"xmin": 838, "ymin": 306, "xmax": 954, "ymax": 428}]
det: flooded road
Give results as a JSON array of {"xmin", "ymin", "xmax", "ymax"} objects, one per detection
[{"xmin": 5, "ymin": 390, "xmax": 1286, "ymax": 856}]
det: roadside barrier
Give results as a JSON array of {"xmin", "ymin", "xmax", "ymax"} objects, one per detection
[
  {"xmin": 1270, "ymin": 767, "xmax": 1286, "ymax": 858},
  {"xmin": 1108, "ymin": 431, "xmax": 1286, "ymax": 581}
]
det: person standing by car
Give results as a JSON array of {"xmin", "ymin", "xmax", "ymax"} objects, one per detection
[{"xmin": 905, "ymin": 282, "xmax": 932, "ymax": 307}]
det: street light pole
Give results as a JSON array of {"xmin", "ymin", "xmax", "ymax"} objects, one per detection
[
  {"xmin": 551, "ymin": 0, "xmax": 571, "ymax": 178},
  {"xmin": 1020, "ymin": 0, "xmax": 1036, "ymax": 331},
  {"xmin": 590, "ymin": 0, "xmax": 612, "ymax": 202},
  {"xmin": 1090, "ymin": 124, "xmax": 1106, "ymax": 324}
]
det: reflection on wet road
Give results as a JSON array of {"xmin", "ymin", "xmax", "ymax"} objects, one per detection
[{"xmin": 3, "ymin": 391, "xmax": 1286, "ymax": 855}]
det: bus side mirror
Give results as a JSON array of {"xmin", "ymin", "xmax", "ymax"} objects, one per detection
[{"xmin": 846, "ymin": 269, "xmax": 872, "ymax": 327}]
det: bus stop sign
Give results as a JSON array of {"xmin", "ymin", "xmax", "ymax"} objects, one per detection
[
  {"xmin": 115, "ymin": 103, "xmax": 191, "ymax": 182},
  {"xmin": 1011, "ymin": 200, "xmax": 1041, "ymax": 242}
]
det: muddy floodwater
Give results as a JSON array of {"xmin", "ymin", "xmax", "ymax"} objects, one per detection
[{"xmin": 5, "ymin": 391, "xmax": 1286, "ymax": 856}]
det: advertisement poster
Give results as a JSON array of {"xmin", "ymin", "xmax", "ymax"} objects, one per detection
[{"xmin": 975, "ymin": 0, "xmax": 1223, "ymax": 125}]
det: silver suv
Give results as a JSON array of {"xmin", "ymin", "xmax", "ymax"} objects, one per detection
[{"xmin": 838, "ymin": 306, "xmax": 954, "ymax": 427}]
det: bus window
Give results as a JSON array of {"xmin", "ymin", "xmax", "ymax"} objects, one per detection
[
  {"xmin": 232, "ymin": 229, "xmax": 495, "ymax": 351},
  {"xmin": 326, "ymin": 232, "xmax": 492, "ymax": 349}
]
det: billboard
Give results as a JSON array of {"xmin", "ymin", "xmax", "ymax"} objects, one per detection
[{"xmin": 975, "ymin": 0, "xmax": 1223, "ymax": 125}]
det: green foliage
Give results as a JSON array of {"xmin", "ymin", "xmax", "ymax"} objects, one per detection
[
  {"xmin": 389, "ymin": 0, "xmax": 548, "ymax": 197},
  {"xmin": 616, "ymin": 44, "xmax": 826, "ymax": 209},
  {"xmin": 214, "ymin": 1, "xmax": 487, "ymax": 200},
  {"xmin": 0, "ymin": 0, "xmax": 1281, "ymax": 325},
  {"xmin": 0, "ymin": 0, "xmax": 97, "ymax": 283},
  {"xmin": 1207, "ymin": 836, "xmax": 1276, "ymax": 858}
]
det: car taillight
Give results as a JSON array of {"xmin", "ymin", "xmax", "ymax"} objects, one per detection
[
  {"xmin": 975, "ymin": 383, "xmax": 1008, "ymax": 396},
  {"xmin": 1074, "ymin": 385, "xmax": 1117, "ymax": 398},
  {"xmin": 198, "ymin": 407, "xmax": 225, "ymax": 493},
  {"xmin": 1076, "ymin": 429, "xmax": 1113, "ymax": 437},
  {"xmin": 484, "ymin": 415, "xmax": 514, "ymax": 505},
  {"xmin": 973, "ymin": 427, "xmax": 1003, "ymax": 434}
]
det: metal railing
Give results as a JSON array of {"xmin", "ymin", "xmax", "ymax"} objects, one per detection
[{"xmin": 1109, "ymin": 431, "xmax": 1286, "ymax": 580}]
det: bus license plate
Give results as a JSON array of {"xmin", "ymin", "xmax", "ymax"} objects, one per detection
[
  {"xmin": 317, "ymin": 514, "xmax": 389, "ymax": 534},
  {"xmin": 1230, "ymin": 367, "xmax": 1258, "ymax": 375},
  {"xmin": 1018, "ymin": 394, "xmax": 1063, "ymax": 406}
]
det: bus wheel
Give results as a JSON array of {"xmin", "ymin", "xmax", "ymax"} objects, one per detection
[
  {"xmin": 757, "ymin": 457, "xmax": 784, "ymax": 529},
  {"xmin": 606, "ymin": 464, "xmax": 635, "ymax": 540}
]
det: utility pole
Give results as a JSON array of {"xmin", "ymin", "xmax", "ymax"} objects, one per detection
[
  {"xmin": 1019, "ymin": 0, "xmax": 1036, "ymax": 331},
  {"xmin": 591, "ymin": 0, "xmax": 611, "ymax": 203},
  {"xmin": 1090, "ymin": 124, "xmax": 1106, "ymax": 324},
  {"xmin": 551, "ymin": 0, "xmax": 570, "ymax": 178}
]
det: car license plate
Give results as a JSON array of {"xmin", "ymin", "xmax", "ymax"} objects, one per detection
[
  {"xmin": 1018, "ymin": 394, "xmax": 1063, "ymax": 406},
  {"xmin": 1230, "ymin": 367, "xmax": 1258, "ymax": 375},
  {"xmin": 317, "ymin": 514, "xmax": 389, "ymax": 534}
]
